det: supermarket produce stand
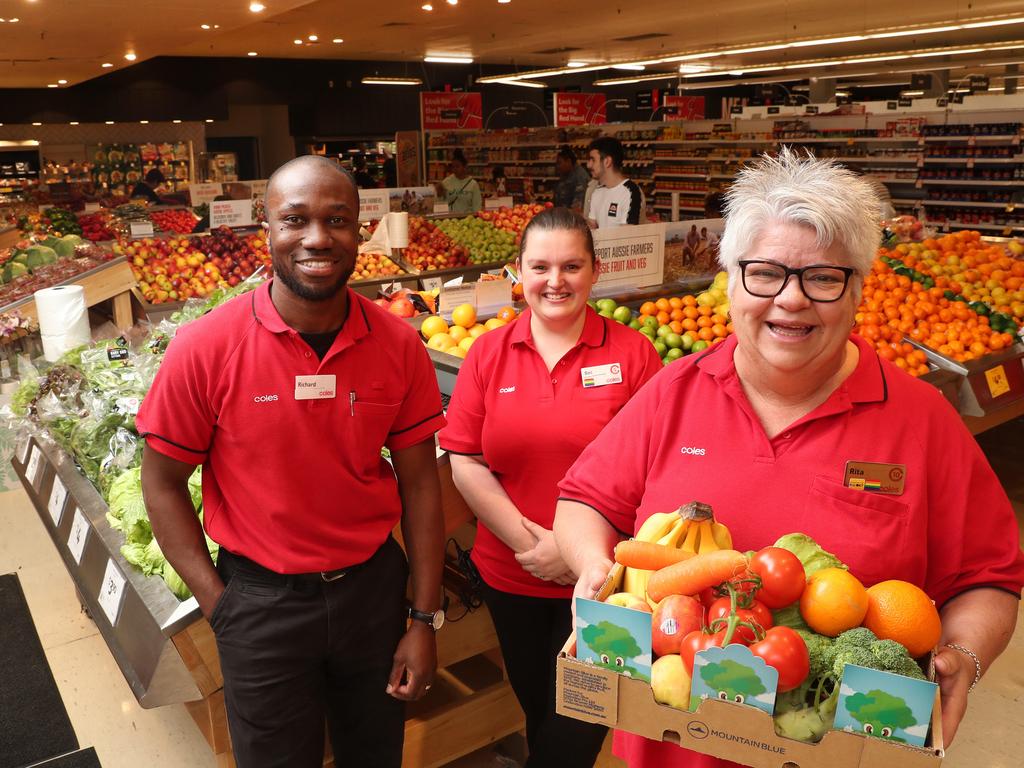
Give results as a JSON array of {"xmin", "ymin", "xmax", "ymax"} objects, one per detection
[
  {"xmin": 1, "ymin": 257, "xmax": 138, "ymax": 333},
  {"xmin": 10, "ymin": 428, "xmax": 524, "ymax": 768}
]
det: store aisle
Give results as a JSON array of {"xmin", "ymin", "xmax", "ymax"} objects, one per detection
[{"xmin": 1, "ymin": 416, "xmax": 1022, "ymax": 768}]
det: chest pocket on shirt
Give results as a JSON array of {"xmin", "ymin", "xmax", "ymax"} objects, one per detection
[
  {"xmin": 572, "ymin": 385, "xmax": 630, "ymax": 423},
  {"xmin": 351, "ymin": 401, "xmax": 401, "ymax": 473},
  {"xmin": 802, "ymin": 474, "xmax": 914, "ymax": 587}
]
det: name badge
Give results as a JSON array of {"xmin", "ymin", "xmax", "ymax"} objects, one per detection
[
  {"xmin": 844, "ymin": 461, "xmax": 906, "ymax": 495},
  {"xmin": 581, "ymin": 363, "xmax": 623, "ymax": 388},
  {"xmin": 294, "ymin": 374, "xmax": 337, "ymax": 400}
]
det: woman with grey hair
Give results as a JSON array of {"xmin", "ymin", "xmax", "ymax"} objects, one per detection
[{"xmin": 552, "ymin": 148, "xmax": 1023, "ymax": 768}]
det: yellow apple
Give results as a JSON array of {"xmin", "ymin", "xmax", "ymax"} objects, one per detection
[
  {"xmin": 605, "ymin": 592, "xmax": 653, "ymax": 613},
  {"xmin": 651, "ymin": 654, "xmax": 692, "ymax": 711}
]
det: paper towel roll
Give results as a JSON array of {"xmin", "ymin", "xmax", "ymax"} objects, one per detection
[
  {"xmin": 388, "ymin": 211, "xmax": 409, "ymax": 249},
  {"xmin": 35, "ymin": 285, "xmax": 91, "ymax": 362}
]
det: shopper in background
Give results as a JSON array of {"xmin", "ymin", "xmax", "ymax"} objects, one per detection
[
  {"xmin": 441, "ymin": 149, "xmax": 482, "ymax": 213},
  {"xmin": 492, "ymin": 164, "xmax": 508, "ymax": 197},
  {"xmin": 554, "ymin": 149, "xmax": 1024, "ymax": 768},
  {"xmin": 352, "ymin": 155, "xmax": 378, "ymax": 189},
  {"xmin": 382, "ymin": 150, "xmax": 398, "ymax": 188},
  {"xmin": 138, "ymin": 155, "xmax": 446, "ymax": 768},
  {"xmin": 585, "ymin": 136, "xmax": 644, "ymax": 228},
  {"xmin": 441, "ymin": 208, "xmax": 663, "ymax": 767},
  {"xmin": 554, "ymin": 146, "xmax": 591, "ymax": 211},
  {"xmin": 130, "ymin": 168, "xmax": 167, "ymax": 204}
]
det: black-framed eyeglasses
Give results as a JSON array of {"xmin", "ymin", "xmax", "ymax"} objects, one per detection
[{"xmin": 738, "ymin": 259, "xmax": 856, "ymax": 303}]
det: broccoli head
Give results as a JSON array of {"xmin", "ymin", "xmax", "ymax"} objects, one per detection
[
  {"xmin": 870, "ymin": 639, "xmax": 926, "ymax": 680},
  {"xmin": 833, "ymin": 647, "xmax": 877, "ymax": 680},
  {"xmin": 795, "ymin": 629, "xmax": 834, "ymax": 683},
  {"xmin": 835, "ymin": 627, "xmax": 878, "ymax": 650}
]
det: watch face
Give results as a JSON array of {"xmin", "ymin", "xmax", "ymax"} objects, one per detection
[{"xmin": 431, "ymin": 610, "xmax": 445, "ymax": 631}]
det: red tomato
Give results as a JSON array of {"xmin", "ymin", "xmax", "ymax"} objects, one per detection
[
  {"xmin": 749, "ymin": 547, "xmax": 806, "ymax": 608},
  {"xmin": 749, "ymin": 626, "xmax": 810, "ymax": 692},
  {"xmin": 679, "ymin": 629, "xmax": 727, "ymax": 673},
  {"xmin": 707, "ymin": 597, "xmax": 773, "ymax": 644}
]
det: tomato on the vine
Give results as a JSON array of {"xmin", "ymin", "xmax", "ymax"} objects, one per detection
[
  {"xmin": 707, "ymin": 597, "xmax": 773, "ymax": 644},
  {"xmin": 749, "ymin": 626, "xmax": 810, "ymax": 692},
  {"xmin": 748, "ymin": 547, "xmax": 806, "ymax": 608},
  {"xmin": 679, "ymin": 629, "xmax": 729, "ymax": 673}
]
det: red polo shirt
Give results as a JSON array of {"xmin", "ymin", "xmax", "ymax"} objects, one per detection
[
  {"xmin": 559, "ymin": 332, "xmax": 1024, "ymax": 768},
  {"xmin": 137, "ymin": 280, "xmax": 445, "ymax": 574},
  {"xmin": 439, "ymin": 306, "xmax": 663, "ymax": 598}
]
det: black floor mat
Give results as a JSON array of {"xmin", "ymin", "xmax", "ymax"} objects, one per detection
[
  {"xmin": 0, "ymin": 573, "xmax": 79, "ymax": 768},
  {"xmin": 25, "ymin": 748, "xmax": 101, "ymax": 768}
]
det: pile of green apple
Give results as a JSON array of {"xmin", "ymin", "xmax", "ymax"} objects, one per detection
[
  {"xmin": 591, "ymin": 297, "xmax": 712, "ymax": 364},
  {"xmin": 435, "ymin": 216, "xmax": 517, "ymax": 265}
]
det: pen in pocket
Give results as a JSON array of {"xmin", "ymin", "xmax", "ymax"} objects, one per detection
[{"xmin": 349, "ymin": 391, "xmax": 356, "ymax": 415}]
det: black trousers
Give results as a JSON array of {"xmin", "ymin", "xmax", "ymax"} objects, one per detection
[
  {"xmin": 481, "ymin": 581, "xmax": 607, "ymax": 768},
  {"xmin": 210, "ymin": 539, "xmax": 408, "ymax": 768}
]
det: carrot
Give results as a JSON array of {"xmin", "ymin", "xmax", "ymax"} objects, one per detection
[
  {"xmin": 614, "ymin": 540, "xmax": 695, "ymax": 570},
  {"xmin": 646, "ymin": 549, "xmax": 748, "ymax": 603}
]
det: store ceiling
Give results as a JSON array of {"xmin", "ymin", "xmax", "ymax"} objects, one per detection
[{"xmin": 4, "ymin": 0, "xmax": 1024, "ymax": 89}]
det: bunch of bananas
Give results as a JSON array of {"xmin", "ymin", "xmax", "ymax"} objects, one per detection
[{"xmin": 623, "ymin": 501, "xmax": 733, "ymax": 603}]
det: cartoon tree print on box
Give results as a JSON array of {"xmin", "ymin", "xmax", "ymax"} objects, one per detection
[
  {"xmin": 581, "ymin": 620, "xmax": 647, "ymax": 680},
  {"xmin": 845, "ymin": 689, "xmax": 916, "ymax": 743},
  {"xmin": 699, "ymin": 659, "xmax": 768, "ymax": 705}
]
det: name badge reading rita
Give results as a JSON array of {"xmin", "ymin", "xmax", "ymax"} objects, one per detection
[
  {"xmin": 581, "ymin": 363, "xmax": 623, "ymax": 388},
  {"xmin": 844, "ymin": 461, "xmax": 906, "ymax": 495},
  {"xmin": 294, "ymin": 374, "xmax": 337, "ymax": 400}
]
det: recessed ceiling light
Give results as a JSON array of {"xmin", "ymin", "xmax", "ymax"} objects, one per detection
[
  {"xmin": 447, "ymin": 0, "xmax": 458, "ymax": 5},
  {"xmin": 47, "ymin": 83, "xmax": 58, "ymax": 88},
  {"xmin": 69, "ymin": 121, "xmax": 79, "ymax": 125},
  {"xmin": 102, "ymin": 62, "xmax": 113, "ymax": 68},
  {"xmin": 249, "ymin": 2, "xmax": 265, "ymax": 11},
  {"xmin": 58, "ymin": 79, "xmax": 67, "ymax": 84},
  {"xmin": 567, "ymin": 61, "xmax": 588, "ymax": 68},
  {"xmin": 105, "ymin": 120, "xmax": 115, "ymax": 124},
  {"xmin": 248, "ymin": 51, "xmax": 258, "ymax": 56},
  {"xmin": 140, "ymin": 120, "xmax": 149, "ymax": 124},
  {"xmin": 293, "ymin": 39, "xmax": 303, "ymax": 45},
  {"xmin": 172, "ymin": 119, "xmax": 182, "ymax": 123},
  {"xmin": 308, "ymin": 34, "xmax": 318, "ymax": 41},
  {"xmin": 612, "ymin": 64, "xmax": 646, "ymax": 71},
  {"xmin": 206, "ymin": 119, "xmax": 214, "ymax": 123},
  {"xmin": 332, "ymin": 38, "xmax": 343, "ymax": 44},
  {"xmin": 125, "ymin": 52, "xmax": 137, "ymax": 61},
  {"xmin": 424, "ymin": 55, "xmax": 474, "ymax": 63},
  {"xmin": 421, "ymin": 2, "xmax": 433, "ymax": 9},
  {"xmin": 214, "ymin": 24, "xmax": 220, "ymax": 28},
  {"xmin": 8, "ymin": 18, "xmax": 17, "ymax": 23},
  {"xmin": 32, "ymin": 122, "xmax": 42, "ymax": 126},
  {"xmin": 678, "ymin": 63, "xmax": 711, "ymax": 73},
  {"xmin": 201, "ymin": 24, "xmax": 210, "ymax": 30},
  {"xmin": 498, "ymin": 0, "xmax": 511, "ymax": 4}
]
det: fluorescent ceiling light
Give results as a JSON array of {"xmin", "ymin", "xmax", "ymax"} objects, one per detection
[
  {"xmin": 47, "ymin": 83, "xmax": 58, "ymax": 88},
  {"xmin": 201, "ymin": 24, "xmax": 210, "ymax": 30},
  {"xmin": 593, "ymin": 73, "xmax": 676, "ymax": 86},
  {"xmin": 490, "ymin": 78, "xmax": 547, "ymax": 88},
  {"xmin": 421, "ymin": 3, "xmax": 433, "ymax": 9},
  {"xmin": 247, "ymin": 51, "xmax": 258, "ymax": 56},
  {"xmin": 679, "ymin": 63, "xmax": 711, "ymax": 73},
  {"xmin": 293, "ymin": 39, "xmax": 303, "ymax": 45},
  {"xmin": 140, "ymin": 120, "xmax": 149, "ymax": 124},
  {"xmin": 909, "ymin": 47, "xmax": 984, "ymax": 58},
  {"xmin": 172, "ymin": 119, "xmax": 182, "ymax": 123},
  {"xmin": 58, "ymin": 79, "xmax": 67, "ymax": 84},
  {"xmin": 961, "ymin": 16, "xmax": 1024, "ymax": 29},
  {"xmin": 101, "ymin": 63, "xmax": 113, "ymax": 67},
  {"xmin": 567, "ymin": 61, "xmax": 588, "ymax": 68},
  {"xmin": 791, "ymin": 35, "xmax": 866, "ymax": 47},
  {"xmin": 32, "ymin": 122, "xmax": 42, "ymax": 126},
  {"xmin": 105, "ymin": 121, "xmax": 114, "ymax": 124},
  {"xmin": 900, "ymin": 90, "xmax": 924, "ymax": 96},
  {"xmin": 249, "ymin": 2, "xmax": 266, "ymax": 11},
  {"xmin": 361, "ymin": 77, "xmax": 423, "ymax": 85},
  {"xmin": 308, "ymin": 35, "xmax": 318, "ymax": 41},
  {"xmin": 69, "ymin": 121, "xmax": 79, "ymax": 125},
  {"xmin": 124, "ymin": 52, "xmax": 137, "ymax": 61},
  {"xmin": 206, "ymin": 119, "xmax": 214, "ymax": 123},
  {"xmin": 332, "ymin": 38, "xmax": 343, "ymax": 44},
  {"xmin": 612, "ymin": 64, "xmax": 645, "ymax": 71},
  {"xmin": 424, "ymin": 55, "xmax": 474, "ymax": 63},
  {"xmin": 870, "ymin": 25, "xmax": 960, "ymax": 39}
]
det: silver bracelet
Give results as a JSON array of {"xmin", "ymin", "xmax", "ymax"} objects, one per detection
[{"xmin": 945, "ymin": 643, "xmax": 982, "ymax": 692}]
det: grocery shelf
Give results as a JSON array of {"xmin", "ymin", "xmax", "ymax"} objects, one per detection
[
  {"xmin": 935, "ymin": 220, "xmax": 1024, "ymax": 232},
  {"xmin": 781, "ymin": 136, "xmax": 921, "ymax": 144},
  {"xmin": 428, "ymin": 142, "xmax": 565, "ymax": 150},
  {"xmin": 654, "ymin": 173, "xmax": 709, "ymax": 180},
  {"xmin": 506, "ymin": 175, "xmax": 558, "ymax": 181},
  {"xmin": 828, "ymin": 155, "xmax": 920, "ymax": 163},
  {"xmin": 873, "ymin": 176, "xmax": 919, "ymax": 184},
  {"xmin": 891, "ymin": 198, "xmax": 923, "ymax": 206},
  {"xmin": 922, "ymin": 157, "xmax": 1023, "ymax": 164},
  {"xmin": 921, "ymin": 199, "xmax": 1013, "ymax": 208},
  {"xmin": 922, "ymin": 135, "xmax": 1020, "ymax": 143},
  {"xmin": 709, "ymin": 173, "xmax": 737, "ymax": 180},
  {"xmin": 920, "ymin": 179, "xmax": 1022, "ymax": 186},
  {"xmin": 654, "ymin": 188, "xmax": 707, "ymax": 196}
]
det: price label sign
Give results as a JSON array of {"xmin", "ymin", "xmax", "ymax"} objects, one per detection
[
  {"xmin": 48, "ymin": 476, "xmax": 68, "ymax": 526},
  {"xmin": 98, "ymin": 559, "xmax": 128, "ymax": 626},
  {"xmin": 25, "ymin": 447, "xmax": 42, "ymax": 487},
  {"xmin": 67, "ymin": 508, "xmax": 89, "ymax": 564},
  {"xmin": 210, "ymin": 199, "xmax": 255, "ymax": 229},
  {"xmin": 17, "ymin": 433, "xmax": 30, "ymax": 465},
  {"xmin": 421, "ymin": 276, "xmax": 443, "ymax": 293},
  {"xmin": 985, "ymin": 365, "xmax": 1011, "ymax": 399},
  {"xmin": 129, "ymin": 220, "xmax": 155, "ymax": 239},
  {"xmin": 84, "ymin": 202, "xmax": 101, "ymax": 213}
]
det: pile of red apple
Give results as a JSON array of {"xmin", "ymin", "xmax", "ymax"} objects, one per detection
[
  {"xmin": 118, "ymin": 225, "xmax": 271, "ymax": 303},
  {"xmin": 403, "ymin": 217, "xmax": 471, "ymax": 272},
  {"xmin": 476, "ymin": 202, "xmax": 551, "ymax": 244}
]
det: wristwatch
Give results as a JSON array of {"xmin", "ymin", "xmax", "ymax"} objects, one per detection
[{"xmin": 408, "ymin": 607, "xmax": 445, "ymax": 631}]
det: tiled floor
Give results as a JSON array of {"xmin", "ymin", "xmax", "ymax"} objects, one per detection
[{"xmin": 2, "ymin": 416, "xmax": 1022, "ymax": 767}]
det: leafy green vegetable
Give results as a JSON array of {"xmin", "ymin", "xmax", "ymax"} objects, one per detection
[{"xmin": 774, "ymin": 533, "xmax": 847, "ymax": 578}]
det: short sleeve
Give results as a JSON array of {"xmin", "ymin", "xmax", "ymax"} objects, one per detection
[
  {"xmin": 136, "ymin": 326, "xmax": 217, "ymax": 465},
  {"xmin": 386, "ymin": 335, "xmax": 446, "ymax": 452},
  {"xmin": 633, "ymin": 341, "xmax": 664, "ymax": 393},
  {"xmin": 923, "ymin": 405, "xmax": 1024, "ymax": 606},
  {"xmin": 558, "ymin": 372, "xmax": 667, "ymax": 535},
  {"xmin": 437, "ymin": 344, "xmax": 486, "ymax": 456}
]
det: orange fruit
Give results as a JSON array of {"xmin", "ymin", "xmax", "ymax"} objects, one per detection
[
  {"xmin": 420, "ymin": 315, "xmax": 449, "ymax": 340},
  {"xmin": 639, "ymin": 301, "xmax": 657, "ymax": 316},
  {"xmin": 495, "ymin": 305, "xmax": 518, "ymax": 323},
  {"xmin": 484, "ymin": 317, "xmax": 508, "ymax": 331},
  {"xmin": 451, "ymin": 303, "xmax": 477, "ymax": 329},
  {"xmin": 862, "ymin": 580, "xmax": 941, "ymax": 658},
  {"xmin": 799, "ymin": 567, "xmax": 869, "ymax": 637}
]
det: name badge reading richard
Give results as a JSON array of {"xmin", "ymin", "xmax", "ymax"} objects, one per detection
[
  {"xmin": 581, "ymin": 363, "xmax": 623, "ymax": 388},
  {"xmin": 295, "ymin": 374, "xmax": 337, "ymax": 400}
]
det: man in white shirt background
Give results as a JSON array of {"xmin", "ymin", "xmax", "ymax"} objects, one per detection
[{"xmin": 585, "ymin": 137, "xmax": 644, "ymax": 229}]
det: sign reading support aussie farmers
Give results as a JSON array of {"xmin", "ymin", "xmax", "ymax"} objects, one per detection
[
  {"xmin": 591, "ymin": 223, "xmax": 666, "ymax": 291},
  {"xmin": 554, "ymin": 93, "xmax": 608, "ymax": 127},
  {"xmin": 420, "ymin": 92, "xmax": 483, "ymax": 130}
]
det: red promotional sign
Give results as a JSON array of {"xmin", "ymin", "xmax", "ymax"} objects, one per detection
[
  {"xmin": 420, "ymin": 92, "xmax": 483, "ymax": 130},
  {"xmin": 663, "ymin": 95, "xmax": 706, "ymax": 121},
  {"xmin": 554, "ymin": 93, "xmax": 607, "ymax": 127}
]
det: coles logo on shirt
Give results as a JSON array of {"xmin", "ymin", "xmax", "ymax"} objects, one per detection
[
  {"xmin": 680, "ymin": 445, "xmax": 706, "ymax": 456},
  {"xmin": 608, "ymin": 202, "xmax": 619, "ymax": 217}
]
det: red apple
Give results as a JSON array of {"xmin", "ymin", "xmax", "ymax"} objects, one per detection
[{"xmin": 652, "ymin": 595, "xmax": 704, "ymax": 657}]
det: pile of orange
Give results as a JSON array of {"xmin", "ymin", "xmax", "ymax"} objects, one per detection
[
  {"xmin": 638, "ymin": 295, "xmax": 733, "ymax": 344},
  {"xmin": 855, "ymin": 257, "xmax": 1016, "ymax": 368}
]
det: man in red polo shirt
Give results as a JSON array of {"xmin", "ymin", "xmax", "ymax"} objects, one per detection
[{"xmin": 138, "ymin": 155, "xmax": 446, "ymax": 768}]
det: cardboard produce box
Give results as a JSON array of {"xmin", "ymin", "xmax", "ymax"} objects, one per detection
[{"xmin": 555, "ymin": 564, "xmax": 944, "ymax": 768}]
